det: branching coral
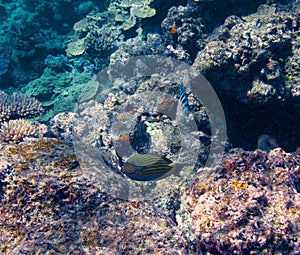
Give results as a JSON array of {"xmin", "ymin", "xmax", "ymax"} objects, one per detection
[
  {"xmin": 0, "ymin": 91, "xmax": 45, "ymax": 143},
  {"xmin": 84, "ymin": 27, "xmax": 117, "ymax": 57},
  {"xmin": 0, "ymin": 119, "xmax": 39, "ymax": 143},
  {"xmin": 0, "ymin": 91, "xmax": 44, "ymax": 122}
]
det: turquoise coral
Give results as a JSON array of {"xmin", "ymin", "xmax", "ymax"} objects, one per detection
[{"xmin": 23, "ymin": 68, "xmax": 92, "ymax": 121}]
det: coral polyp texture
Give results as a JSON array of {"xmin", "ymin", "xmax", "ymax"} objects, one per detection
[
  {"xmin": 0, "ymin": 138, "xmax": 188, "ymax": 254},
  {"xmin": 188, "ymin": 148, "xmax": 300, "ymax": 255},
  {"xmin": 0, "ymin": 91, "xmax": 43, "ymax": 122},
  {"xmin": 0, "ymin": 119, "xmax": 38, "ymax": 143}
]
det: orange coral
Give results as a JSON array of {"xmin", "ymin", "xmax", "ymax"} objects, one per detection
[{"xmin": 229, "ymin": 180, "xmax": 248, "ymax": 190}]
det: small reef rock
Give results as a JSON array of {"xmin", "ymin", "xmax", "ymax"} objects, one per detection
[{"xmin": 187, "ymin": 147, "xmax": 300, "ymax": 255}]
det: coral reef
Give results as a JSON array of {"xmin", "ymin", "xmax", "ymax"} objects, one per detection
[
  {"xmin": 190, "ymin": 2, "xmax": 300, "ymax": 151},
  {"xmin": 284, "ymin": 39, "xmax": 300, "ymax": 98},
  {"xmin": 0, "ymin": 137, "xmax": 188, "ymax": 254},
  {"xmin": 0, "ymin": 2, "xmax": 70, "ymax": 86},
  {"xmin": 0, "ymin": 119, "xmax": 40, "ymax": 143},
  {"xmin": 109, "ymin": 0, "xmax": 156, "ymax": 29},
  {"xmin": 68, "ymin": 9, "xmax": 121, "ymax": 61},
  {"xmin": 161, "ymin": 0, "xmax": 273, "ymax": 63},
  {"xmin": 0, "ymin": 59, "xmax": 9, "ymax": 76},
  {"xmin": 0, "ymin": 90, "xmax": 46, "ymax": 144},
  {"xmin": 109, "ymin": 32, "xmax": 167, "ymax": 65},
  {"xmin": 83, "ymin": 27, "xmax": 119, "ymax": 58},
  {"xmin": 72, "ymin": 70, "xmax": 209, "ymax": 173},
  {"xmin": 1, "ymin": 133, "xmax": 298, "ymax": 254},
  {"xmin": 161, "ymin": 5, "xmax": 205, "ymax": 62},
  {"xmin": 1, "ymin": 0, "xmax": 296, "ymax": 151},
  {"xmin": 191, "ymin": 4, "xmax": 298, "ymax": 104},
  {"xmin": 10, "ymin": 7, "xmax": 41, "ymax": 38},
  {"xmin": 188, "ymin": 148, "xmax": 300, "ymax": 255},
  {"xmin": 66, "ymin": 0, "xmax": 159, "ymax": 61},
  {"xmin": 50, "ymin": 112, "xmax": 76, "ymax": 142},
  {"xmin": 0, "ymin": 0, "xmax": 299, "ymax": 253},
  {"xmin": 44, "ymin": 54, "xmax": 71, "ymax": 72},
  {"xmin": 22, "ymin": 68, "xmax": 92, "ymax": 121},
  {"xmin": 0, "ymin": 91, "xmax": 43, "ymax": 122},
  {"xmin": 0, "ymin": 0, "xmax": 111, "ymax": 85}
]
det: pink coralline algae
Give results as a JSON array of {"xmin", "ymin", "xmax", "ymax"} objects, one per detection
[{"xmin": 188, "ymin": 148, "xmax": 300, "ymax": 255}]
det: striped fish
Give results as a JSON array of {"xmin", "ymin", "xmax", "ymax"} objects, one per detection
[
  {"xmin": 122, "ymin": 153, "xmax": 174, "ymax": 181},
  {"xmin": 178, "ymin": 85, "xmax": 190, "ymax": 115}
]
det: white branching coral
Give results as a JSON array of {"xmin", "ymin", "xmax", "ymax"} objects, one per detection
[{"xmin": 0, "ymin": 119, "xmax": 38, "ymax": 143}]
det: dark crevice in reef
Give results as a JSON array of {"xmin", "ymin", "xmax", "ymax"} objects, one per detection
[
  {"xmin": 196, "ymin": 0, "xmax": 267, "ymax": 34},
  {"xmin": 142, "ymin": 0, "xmax": 187, "ymax": 34},
  {"xmin": 223, "ymin": 98, "xmax": 300, "ymax": 152},
  {"xmin": 147, "ymin": 0, "xmax": 268, "ymax": 37}
]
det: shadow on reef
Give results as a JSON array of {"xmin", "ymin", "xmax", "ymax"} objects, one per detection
[{"xmin": 224, "ymin": 98, "xmax": 300, "ymax": 152}]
